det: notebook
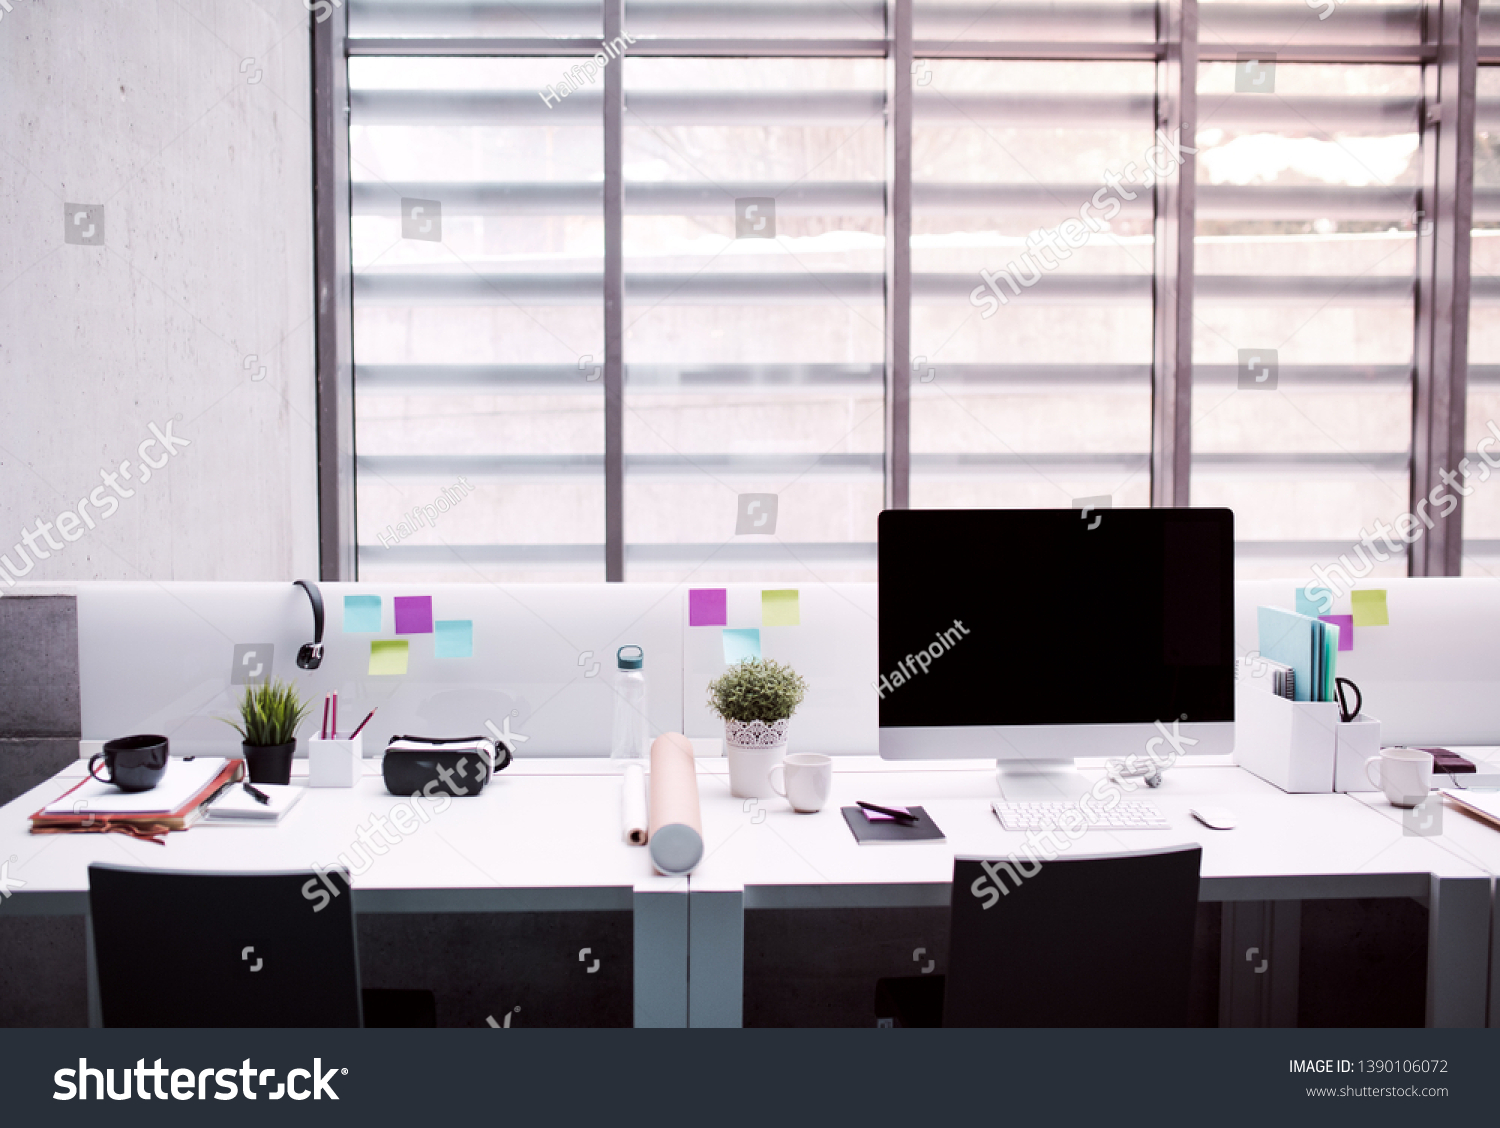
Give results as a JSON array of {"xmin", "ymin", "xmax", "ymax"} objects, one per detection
[
  {"xmin": 1258, "ymin": 606, "xmax": 1338, "ymax": 703},
  {"xmin": 1442, "ymin": 788, "xmax": 1500, "ymax": 830},
  {"xmin": 203, "ymin": 783, "xmax": 306, "ymax": 825},
  {"xmin": 840, "ymin": 805, "xmax": 945, "ymax": 845},
  {"xmin": 31, "ymin": 757, "xmax": 240, "ymax": 841}
]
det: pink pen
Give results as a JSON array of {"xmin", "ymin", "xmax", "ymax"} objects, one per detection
[
  {"xmin": 332, "ymin": 692, "xmax": 338, "ymax": 739},
  {"xmin": 321, "ymin": 696, "xmax": 330, "ymax": 740},
  {"xmin": 350, "ymin": 709, "xmax": 376, "ymax": 739}
]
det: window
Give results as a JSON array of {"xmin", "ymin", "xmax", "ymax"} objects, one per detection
[{"xmin": 329, "ymin": 0, "xmax": 1483, "ymax": 583}]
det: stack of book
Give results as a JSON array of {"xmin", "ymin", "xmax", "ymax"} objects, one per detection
[{"xmin": 30, "ymin": 757, "xmax": 241, "ymax": 844}]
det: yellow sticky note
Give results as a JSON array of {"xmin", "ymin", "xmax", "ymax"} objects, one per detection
[
  {"xmin": 1350, "ymin": 589, "xmax": 1389, "ymax": 627},
  {"xmin": 369, "ymin": 639, "xmax": 409, "ymax": 675},
  {"xmin": 761, "ymin": 589, "xmax": 800, "ymax": 626}
]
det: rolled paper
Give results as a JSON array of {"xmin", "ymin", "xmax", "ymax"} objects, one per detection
[
  {"xmin": 647, "ymin": 732, "xmax": 704, "ymax": 876},
  {"xmin": 622, "ymin": 762, "xmax": 649, "ymax": 846}
]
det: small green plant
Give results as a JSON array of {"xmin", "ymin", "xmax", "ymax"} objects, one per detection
[
  {"xmin": 707, "ymin": 658, "xmax": 807, "ymax": 723},
  {"xmin": 219, "ymin": 678, "xmax": 312, "ymax": 747}
]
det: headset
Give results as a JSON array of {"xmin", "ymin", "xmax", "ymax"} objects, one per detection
[{"xmin": 294, "ymin": 579, "xmax": 325, "ymax": 670}]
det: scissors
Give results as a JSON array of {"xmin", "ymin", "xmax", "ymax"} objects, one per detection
[{"xmin": 1334, "ymin": 677, "xmax": 1362, "ymax": 724}]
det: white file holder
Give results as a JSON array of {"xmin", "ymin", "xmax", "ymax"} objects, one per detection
[
  {"xmin": 1233, "ymin": 680, "xmax": 1340, "ymax": 793},
  {"xmin": 308, "ymin": 733, "xmax": 362, "ymax": 788}
]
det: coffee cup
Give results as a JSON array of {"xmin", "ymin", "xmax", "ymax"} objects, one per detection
[
  {"xmin": 1364, "ymin": 747, "xmax": 1433, "ymax": 808},
  {"xmin": 769, "ymin": 753, "xmax": 833, "ymax": 813},
  {"xmin": 89, "ymin": 734, "xmax": 169, "ymax": 793}
]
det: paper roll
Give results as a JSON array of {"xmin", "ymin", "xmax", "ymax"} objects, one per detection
[
  {"xmin": 647, "ymin": 732, "xmax": 704, "ymax": 876},
  {"xmin": 622, "ymin": 762, "xmax": 648, "ymax": 846}
]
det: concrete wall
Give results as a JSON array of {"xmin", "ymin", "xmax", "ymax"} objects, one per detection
[{"xmin": 0, "ymin": 0, "xmax": 318, "ymax": 583}]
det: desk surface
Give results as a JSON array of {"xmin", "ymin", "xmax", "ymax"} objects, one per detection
[{"xmin": 3, "ymin": 755, "xmax": 1491, "ymax": 916}]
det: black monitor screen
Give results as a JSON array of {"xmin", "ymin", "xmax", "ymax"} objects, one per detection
[{"xmin": 877, "ymin": 508, "xmax": 1235, "ymax": 728}]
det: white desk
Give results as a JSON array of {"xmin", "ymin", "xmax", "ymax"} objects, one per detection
[
  {"xmin": 0, "ymin": 758, "xmax": 689, "ymax": 1028},
  {"xmin": 1, "ymin": 757, "xmax": 1493, "ymax": 1028},
  {"xmin": 688, "ymin": 757, "xmax": 1493, "ymax": 1028}
]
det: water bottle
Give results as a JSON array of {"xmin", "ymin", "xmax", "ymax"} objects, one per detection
[{"xmin": 610, "ymin": 645, "xmax": 648, "ymax": 762}]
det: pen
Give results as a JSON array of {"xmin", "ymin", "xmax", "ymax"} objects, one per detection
[
  {"xmin": 332, "ymin": 691, "xmax": 338, "ymax": 739},
  {"xmin": 321, "ymin": 696, "xmax": 330, "ymax": 741},
  {"xmin": 350, "ymin": 709, "xmax": 376, "ymax": 739},
  {"xmin": 242, "ymin": 781, "xmax": 271, "ymax": 806},
  {"xmin": 856, "ymin": 800, "xmax": 917, "ymax": 823}
]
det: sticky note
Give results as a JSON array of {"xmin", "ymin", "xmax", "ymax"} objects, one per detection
[
  {"xmin": 1296, "ymin": 586, "xmax": 1331, "ymax": 618},
  {"xmin": 343, "ymin": 595, "xmax": 381, "ymax": 633},
  {"xmin": 722, "ymin": 628, "xmax": 761, "ymax": 664},
  {"xmin": 393, "ymin": 595, "xmax": 434, "ymax": 634},
  {"xmin": 1319, "ymin": 614, "xmax": 1354, "ymax": 652},
  {"xmin": 761, "ymin": 589, "xmax": 800, "ymax": 626},
  {"xmin": 434, "ymin": 620, "xmax": 473, "ymax": 658},
  {"xmin": 1350, "ymin": 589, "xmax": 1389, "ymax": 627},
  {"xmin": 689, "ymin": 588, "xmax": 727, "ymax": 626},
  {"xmin": 369, "ymin": 640, "xmax": 409, "ymax": 676}
]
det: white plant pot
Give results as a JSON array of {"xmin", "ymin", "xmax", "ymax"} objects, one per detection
[{"xmin": 725, "ymin": 719, "xmax": 789, "ymax": 799}]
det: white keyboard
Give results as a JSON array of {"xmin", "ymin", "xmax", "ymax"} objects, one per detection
[{"xmin": 991, "ymin": 799, "xmax": 1171, "ymax": 831}]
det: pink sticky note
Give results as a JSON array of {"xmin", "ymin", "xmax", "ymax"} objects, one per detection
[
  {"xmin": 1319, "ymin": 614, "xmax": 1354, "ymax": 652},
  {"xmin": 689, "ymin": 588, "xmax": 727, "ymax": 626},
  {"xmin": 394, "ymin": 595, "xmax": 434, "ymax": 634}
]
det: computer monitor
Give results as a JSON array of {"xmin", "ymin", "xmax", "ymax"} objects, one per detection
[{"xmin": 878, "ymin": 507, "xmax": 1234, "ymax": 798}]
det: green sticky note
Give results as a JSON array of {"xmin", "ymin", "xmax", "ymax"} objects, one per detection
[
  {"xmin": 1350, "ymin": 589, "xmax": 1389, "ymax": 627},
  {"xmin": 369, "ymin": 640, "xmax": 409, "ymax": 675},
  {"xmin": 723, "ymin": 628, "xmax": 761, "ymax": 664},
  {"xmin": 344, "ymin": 594, "xmax": 381, "ymax": 632},
  {"xmin": 434, "ymin": 620, "xmax": 472, "ymax": 658},
  {"xmin": 761, "ymin": 589, "xmax": 800, "ymax": 626}
]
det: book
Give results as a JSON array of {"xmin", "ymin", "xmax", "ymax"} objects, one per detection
[
  {"xmin": 202, "ymin": 782, "xmax": 306, "ymax": 825},
  {"xmin": 840, "ymin": 805, "xmax": 946, "ymax": 845},
  {"xmin": 1442, "ymin": 788, "xmax": 1500, "ymax": 830},
  {"xmin": 31, "ymin": 758, "xmax": 241, "ymax": 843}
]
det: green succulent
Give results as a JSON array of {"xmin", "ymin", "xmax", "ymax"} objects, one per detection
[
  {"xmin": 219, "ymin": 678, "xmax": 312, "ymax": 747},
  {"xmin": 707, "ymin": 658, "xmax": 807, "ymax": 724}
]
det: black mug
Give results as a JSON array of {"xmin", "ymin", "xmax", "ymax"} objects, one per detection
[{"xmin": 89, "ymin": 735, "xmax": 169, "ymax": 792}]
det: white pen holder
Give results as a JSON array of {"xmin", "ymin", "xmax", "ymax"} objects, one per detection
[{"xmin": 308, "ymin": 733, "xmax": 362, "ymax": 788}]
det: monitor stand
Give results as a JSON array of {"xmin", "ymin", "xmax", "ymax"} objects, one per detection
[{"xmin": 995, "ymin": 761, "xmax": 1094, "ymax": 802}]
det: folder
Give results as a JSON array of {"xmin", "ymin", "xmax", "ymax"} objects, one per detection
[{"xmin": 1258, "ymin": 606, "xmax": 1338, "ymax": 704}]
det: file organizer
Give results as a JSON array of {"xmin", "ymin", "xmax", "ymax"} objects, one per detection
[{"xmin": 1234, "ymin": 680, "xmax": 1381, "ymax": 794}]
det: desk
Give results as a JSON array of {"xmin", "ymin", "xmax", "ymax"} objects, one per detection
[
  {"xmin": 689, "ymin": 757, "xmax": 1493, "ymax": 1028},
  {"xmin": 1349, "ymin": 746, "xmax": 1500, "ymax": 1030},
  {"xmin": 1, "ymin": 756, "xmax": 1493, "ymax": 1028},
  {"xmin": 0, "ymin": 758, "xmax": 688, "ymax": 1028}
]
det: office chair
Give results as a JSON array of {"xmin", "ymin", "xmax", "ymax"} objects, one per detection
[
  {"xmin": 88, "ymin": 863, "xmax": 366, "ymax": 1027},
  {"xmin": 875, "ymin": 846, "xmax": 1203, "ymax": 1027}
]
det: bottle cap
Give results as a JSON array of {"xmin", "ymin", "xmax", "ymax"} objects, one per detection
[{"xmin": 617, "ymin": 644, "xmax": 644, "ymax": 670}]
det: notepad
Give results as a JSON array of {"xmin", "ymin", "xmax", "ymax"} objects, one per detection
[
  {"xmin": 840, "ymin": 805, "xmax": 945, "ymax": 844},
  {"xmin": 203, "ymin": 783, "xmax": 306, "ymax": 825},
  {"xmin": 42, "ymin": 758, "xmax": 231, "ymax": 815}
]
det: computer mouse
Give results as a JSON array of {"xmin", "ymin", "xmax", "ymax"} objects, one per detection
[{"xmin": 1190, "ymin": 806, "xmax": 1237, "ymax": 830}]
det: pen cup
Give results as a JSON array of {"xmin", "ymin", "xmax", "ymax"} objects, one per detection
[{"xmin": 308, "ymin": 732, "xmax": 362, "ymax": 788}]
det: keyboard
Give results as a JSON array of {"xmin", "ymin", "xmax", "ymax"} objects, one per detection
[{"xmin": 991, "ymin": 799, "xmax": 1171, "ymax": 832}]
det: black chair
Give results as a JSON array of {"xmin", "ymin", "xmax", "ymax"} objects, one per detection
[
  {"xmin": 89, "ymin": 863, "xmax": 365, "ymax": 1027},
  {"xmin": 876, "ymin": 846, "xmax": 1202, "ymax": 1027}
]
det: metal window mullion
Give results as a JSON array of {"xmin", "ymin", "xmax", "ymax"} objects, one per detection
[
  {"xmin": 314, "ymin": 4, "xmax": 357, "ymax": 579},
  {"xmin": 1410, "ymin": 0, "xmax": 1477, "ymax": 576},
  {"xmin": 885, "ymin": 0, "xmax": 912, "ymax": 510},
  {"xmin": 604, "ymin": 0, "xmax": 626, "ymax": 580},
  {"xmin": 1151, "ymin": 0, "xmax": 1197, "ymax": 508}
]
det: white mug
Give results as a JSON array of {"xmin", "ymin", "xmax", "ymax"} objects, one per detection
[
  {"xmin": 768, "ymin": 753, "xmax": 832, "ymax": 813},
  {"xmin": 1364, "ymin": 747, "xmax": 1434, "ymax": 808}
]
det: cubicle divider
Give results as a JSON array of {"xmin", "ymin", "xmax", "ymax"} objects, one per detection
[{"xmin": 43, "ymin": 575, "xmax": 1500, "ymax": 758}]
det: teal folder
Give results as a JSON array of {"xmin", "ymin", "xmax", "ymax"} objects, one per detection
[{"xmin": 1258, "ymin": 606, "xmax": 1320, "ymax": 703}]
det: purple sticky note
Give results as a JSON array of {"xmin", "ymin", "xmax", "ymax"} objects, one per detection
[
  {"xmin": 1319, "ymin": 614, "xmax": 1354, "ymax": 652},
  {"xmin": 393, "ymin": 595, "xmax": 434, "ymax": 634},
  {"xmin": 689, "ymin": 588, "xmax": 727, "ymax": 627}
]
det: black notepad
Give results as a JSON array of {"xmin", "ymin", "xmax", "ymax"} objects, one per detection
[{"xmin": 840, "ymin": 805, "xmax": 946, "ymax": 845}]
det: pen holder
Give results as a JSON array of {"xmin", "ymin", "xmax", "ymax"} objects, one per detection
[
  {"xmin": 308, "ymin": 733, "xmax": 362, "ymax": 788},
  {"xmin": 1332, "ymin": 712, "xmax": 1383, "ymax": 793}
]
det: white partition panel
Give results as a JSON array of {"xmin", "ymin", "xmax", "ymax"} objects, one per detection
[
  {"xmin": 77, "ymin": 583, "xmax": 683, "ymax": 757},
  {"xmin": 1234, "ymin": 578, "xmax": 1500, "ymax": 747},
  {"xmin": 682, "ymin": 583, "xmax": 879, "ymax": 755}
]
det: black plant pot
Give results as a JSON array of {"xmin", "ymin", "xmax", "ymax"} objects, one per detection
[{"xmin": 244, "ymin": 741, "xmax": 295, "ymax": 785}]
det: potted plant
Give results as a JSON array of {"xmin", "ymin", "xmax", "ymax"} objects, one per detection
[
  {"xmin": 707, "ymin": 658, "xmax": 807, "ymax": 799},
  {"xmin": 220, "ymin": 678, "xmax": 312, "ymax": 785}
]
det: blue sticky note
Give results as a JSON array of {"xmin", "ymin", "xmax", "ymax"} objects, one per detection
[
  {"xmin": 344, "ymin": 595, "xmax": 381, "ymax": 633},
  {"xmin": 722, "ymin": 628, "xmax": 761, "ymax": 664},
  {"xmin": 434, "ymin": 619, "xmax": 473, "ymax": 658},
  {"xmin": 1295, "ymin": 586, "xmax": 1330, "ymax": 618}
]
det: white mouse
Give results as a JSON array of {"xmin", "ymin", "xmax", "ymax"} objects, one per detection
[{"xmin": 1190, "ymin": 806, "xmax": 1237, "ymax": 830}]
